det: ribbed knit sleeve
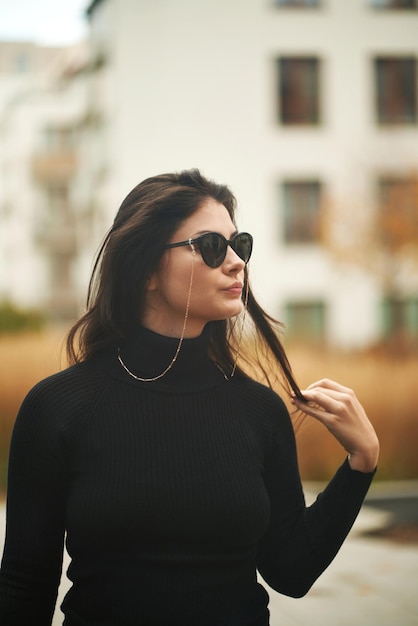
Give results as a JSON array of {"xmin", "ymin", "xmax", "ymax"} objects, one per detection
[
  {"xmin": 0, "ymin": 363, "xmax": 105, "ymax": 625},
  {"xmin": 256, "ymin": 409, "xmax": 375, "ymax": 598}
]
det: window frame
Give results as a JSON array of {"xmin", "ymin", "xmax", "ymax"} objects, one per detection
[
  {"xmin": 276, "ymin": 56, "xmax": 322, "ymax": 126},
  {"xmin": 374, "ymin": 56, "xmax": 417, "ymax": 125},
  {"xmin": 272, "ymin": 0, "xmax": 321, "ymax": 7},
  {"xmin": 281, "ymin": 179, "xmax": 322, "ymax": 244},
  {"xmin": 284, "ymin": 299, "xmax": 327, "ymax": 341},
  {"xmin": 381, "ymin": 296, "xmax": 418, "ymax": 338},
  {"xmin": 376, "ymin": 173, "xmax": 418, "ymax": 252},
  {"xmin": 368, "ymin": 0, "xmax": 417, "ymax": 9}
]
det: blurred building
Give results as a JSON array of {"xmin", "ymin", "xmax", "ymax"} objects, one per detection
[
  {"xmin": 0, "ymin": 0, "xmax": 418, "ymax": 347},
  {"xmin": 84, "ymin": 0, "xmax": 418, "ymax": 348},
  {"xmin": 0, "ymin": 40, "xmax": 96, "ymax": 320}
]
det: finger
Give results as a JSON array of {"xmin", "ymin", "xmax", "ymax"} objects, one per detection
[
  {"xmin": 301, "ymin": 387, "xmax": 353, "ymax": 404},
  {"xmin": 298, "ymin": 389, "xmax": 355, "ymax": 416},
  {"xmin": 293, "ymin": 397, "xmax": 357, "ymax": 448},
  {"xmin": 293, "ymin": 398, "xmax": 334, "ymax": 422},
  {"xmin": 302, "ymin": 378, "xmax": 353, "ymax": 395}
]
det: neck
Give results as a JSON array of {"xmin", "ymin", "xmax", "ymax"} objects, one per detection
[
  {"xmin": 114, "ymin": 324, "xmax": 227, "ymax": 389},
  {"xmin": 141, "ymin": 314, "xmax": 205, "ymax": 339}
]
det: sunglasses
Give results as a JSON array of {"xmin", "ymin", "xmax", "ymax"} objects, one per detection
[{"xmin": 165, "ymin": 231, "xmax": 253, "ymax": 268}]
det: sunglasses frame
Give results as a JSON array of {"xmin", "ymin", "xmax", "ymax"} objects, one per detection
[{"xmin": 165, "ymin": 231, "xmax": 253, "ymax": 268}]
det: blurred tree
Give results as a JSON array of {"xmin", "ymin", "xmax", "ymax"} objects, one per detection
[
  {"xmin": 0, "ymin": 301, "xmax": 45, "ymax": 335},
  {"xmin": 320, "ymin": 171, "xmax": 418, "ymax": 352}
]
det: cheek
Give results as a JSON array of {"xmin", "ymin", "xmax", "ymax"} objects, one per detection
[
  {"xmin": 157, "ymin": 256, "xmax": 218, "ymax": 311},
  {"xmin": 160, "ymin": 259, "xmax": 197, "ymax": 304},
  {"xmin": 165, "ymin": 261, "xmax": 214, "ymax": 309}
]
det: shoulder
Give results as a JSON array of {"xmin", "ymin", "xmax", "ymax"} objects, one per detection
[
  {"xmin": 25, "ymin": 359, "xmax": 103, "ymax": 400},
  {"xmin": 229, "ymin": 375, "xmax": 289, "ymax": 415},
  {"xmin": 16, "ymin": 359, "xmax": 108, "ymax": 434},
  {"xmin": 228, "ymin": 375, "xmax": 294, "ymax": 439}
]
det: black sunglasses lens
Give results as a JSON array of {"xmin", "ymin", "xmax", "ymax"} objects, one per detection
[
  {"xmin": 233, "ymin": 233, "xmax": 253, "ymax": 263},
  {"xmin": 197, "ymin": 232, "xmax": 253, "ymax": 267},
  {"xmin": 198, "ymin": 233, "xmax": 227, "ymax": 268}
]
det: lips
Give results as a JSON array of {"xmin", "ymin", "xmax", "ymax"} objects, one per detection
[{"xmin": 224, "ymin": 282, "xmax": 243, "ymax": 294}]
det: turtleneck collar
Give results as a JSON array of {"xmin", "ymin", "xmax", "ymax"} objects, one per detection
[{"xmin": 101, "ymin": 324, "xmax": 228, "ymax": 392}]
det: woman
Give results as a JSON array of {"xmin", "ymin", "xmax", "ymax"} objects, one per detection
[{"xmin": 0, "ymin": 169, "xmax": 379, "ymax": 625}]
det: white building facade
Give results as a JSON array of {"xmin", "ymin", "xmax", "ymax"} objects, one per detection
[
  {"xmin": 1, "ymin": 0, "xmax": 417, "ymax": 346},
  {"xmin": 84, "ymin": 0, "xmax": 418, "ymax": 348}
]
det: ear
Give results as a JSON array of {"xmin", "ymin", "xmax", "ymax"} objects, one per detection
[{"xmin": 146, "ymin": 272, "xmax": 158, "ymax": 292}]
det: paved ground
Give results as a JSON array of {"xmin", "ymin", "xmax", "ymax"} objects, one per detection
[
  {"xmin": 267, "ymin": 504, "xmax": 418, "ymax": 625},
  {"xmin": 1, "ymin": 486, "xmax": 418, "ymax": 626}
]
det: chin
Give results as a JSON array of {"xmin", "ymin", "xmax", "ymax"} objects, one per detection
[{"xmin": 216, "ymin": 305, "xmax": 244, "ymax": 321}]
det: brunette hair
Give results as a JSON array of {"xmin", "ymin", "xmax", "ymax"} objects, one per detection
[{"xmin": 66, "ymin": 169, "xmax": 304, "ymax": 399}]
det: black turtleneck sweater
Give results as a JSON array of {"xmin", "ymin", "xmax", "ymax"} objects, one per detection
[{"xmin": 0, "ymin": 327, "xmax": 375, "ymax": 626}]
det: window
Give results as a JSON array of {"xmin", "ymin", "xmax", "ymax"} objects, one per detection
[
  {"xmin": 273, "ymin": 0, "xmax": 321, "ymax": 6},
  {"xmin": 377, "ymin": 175, "xmax": 418, "ymax": 251},
  {"xmin": 374, "ymin": 57, "xmax": 417, "ymax": 124},
  {"xmin": 282, "ymin": 180, "xmax": 322, "ymax": 243},
  {"xmin": 382, "ymin": 297, "xmax": 418, "ymax": 337},
  {"xmin": 369, "ymin": 0, "xmax": 417, "ymax": 8},
  {"xmin": 277, "ymin": 57, "xmax": 321, "ymax": 125},
  {"xmin": 285, "ymin": 300, "xmax": 326, "ymax": 341}
]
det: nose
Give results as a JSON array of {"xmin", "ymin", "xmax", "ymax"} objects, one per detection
[{"xmin": 223, "ymin": 244, "xmax": 245, "ymax": 273}]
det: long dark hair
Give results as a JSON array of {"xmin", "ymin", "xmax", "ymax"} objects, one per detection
[{"xmin": 66, "ymin": 169, "xmax": 304, "ymax": 400}]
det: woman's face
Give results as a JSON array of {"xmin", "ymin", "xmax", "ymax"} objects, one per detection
[{"xmin": 143, "ymin": 198, "xmax": 247, "ymax": 337}]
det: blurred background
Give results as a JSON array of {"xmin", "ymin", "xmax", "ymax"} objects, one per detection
[
  {"xmin": 0, "ymin": 2, "xmax": 418, "ymax": 623},
  {"xmin": 2, "ymin": 0, "xmax": 418, "ymax": 481}
]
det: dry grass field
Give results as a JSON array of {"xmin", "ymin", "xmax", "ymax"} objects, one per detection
[
  {"xmin": 285, "ymin": 344, "xmax": 418, "ymax": 481},
  {"xmin": 0, "ymin": 328, "xmax": 417, "ymax": 494},
  {"xmin": 0, "ymin": 328, "xmax": 68, "ymax": 492}
]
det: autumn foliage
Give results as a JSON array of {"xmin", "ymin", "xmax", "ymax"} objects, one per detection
[{"xmin": 320, "ymin": 171, "xmax": 418, "ymax": 295}]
